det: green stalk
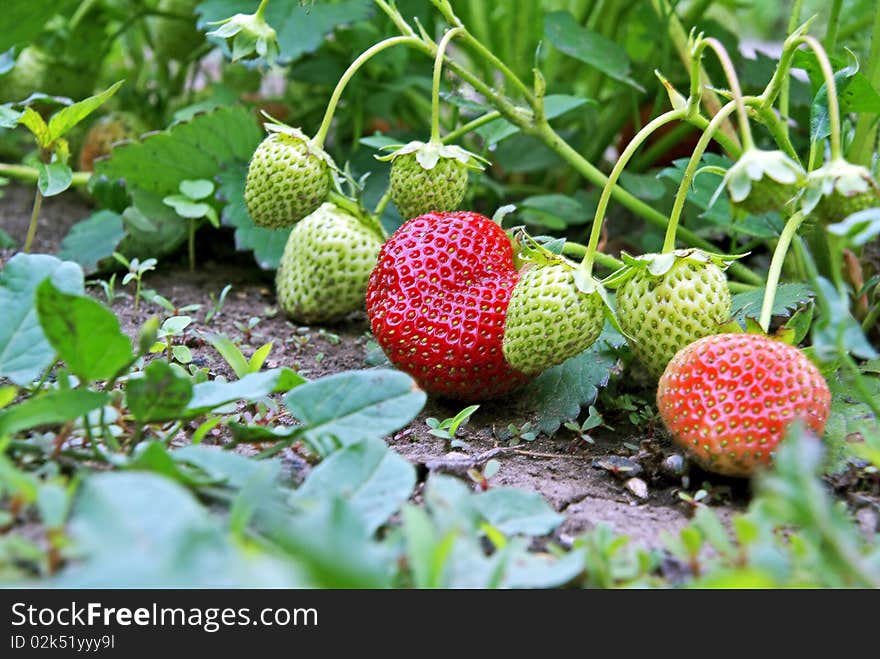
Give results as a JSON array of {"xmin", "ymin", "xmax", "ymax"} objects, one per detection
[
  {"xmin": 329, "ymin": 190, "xmax": 387, "ymax": 240},
  {"xmin": 430, "ymin": 0, "xmax": 536, "ymax": 106},
  {"xmin": 580, "ymin": 109, "xmax": 686, "ymax": 277},
  {"xmin": 23, "ymin": 188, "xmax": 43, "ymax": 254},
  {"xmin": 824, "ymin": 0, "xmax": 843, "ymax": 55},
  {"xmin": 779, "ymin": 0, "xmax": 804, "ymax": 139},
  {"xmin": 430, "ymin": 28, "xmax": 464, "ymax": 143},
  {"xmin": 797, "ymin": 35, "xmax": 842, "ymax": 161},
  {"xmin": 0, "ymin": 163, "xmax": 90, "ymax": 187},
  {"xmin": 758, "ymin": 211, "xmax": 805, "ymax": 332},
  {"xmin": 370, "ymin": 0, "xmax": 763, "ymax": 286},
  {"xmin": 662, "ymin": 100, "xmax": 738, "ymax": 254},
  {"xmin": 653, "ymin": 0, "xmax": 739, "ymax": 148},
  {"xmin": 312, "ymin": 36, "xmax": 420, "ymax": 148},
  {"xmin": 442, "ymin": 110, "xmax": 501, "ymax": 143},
  {"xmin": 700, "ymin": 38, "xmax": 755, "ymax": 150},
  {"xmin": 849, "ymin": 1, "xmax": 880, "ymax": 167}
]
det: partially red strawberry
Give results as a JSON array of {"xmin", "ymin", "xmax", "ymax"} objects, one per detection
[
  {"xmin": 366, "ymin": 211, "xmax": 529, "ymax": 400},
  {"xmin": 657, "ymin": 333, "xmax": 831, "ymax": 477},
  {"xmin": 366, "ymin": 212, "xmax": 607, "ymax": 400}
]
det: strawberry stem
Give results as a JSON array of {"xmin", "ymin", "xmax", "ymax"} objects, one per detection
[
  {"xmin": 662, "ymin": 100, "xmax": 738, "ymax": 254},
  {"xmin": 255, "ymin": 0, "xmax": 269, "ymax": 21},
  {"xmin": 430, "ymin": 27, "xmax": 464, "ymax": 144},
  {"xmin": 580, "ymin": 108, "xmax": 686, "ymax": 278},
  {"xmin": 313, "ymin": 36, "xmax": 421, "ymax": 149},
  {"xmin": 698, "ymin": 38, "xmax": 755, "ymax": 151},
  {"xmin": 776, "ymin": 0, "xmax": 805, "ymax": 140},
  {"xmin": 758, "ymin": 211, "xmax": 805, "ymax": 333},
  {"xmin": 23, "ymin": 187, "xmax": 43, "ymax": 254},
  {"xmin": 794, "ymin": 35, "xmax": 843, "ymax": 162}
]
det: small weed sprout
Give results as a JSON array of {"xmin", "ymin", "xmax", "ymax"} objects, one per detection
[{"xmin": 426, "ymin": 404, "xmax": 480, "ymax": 447}]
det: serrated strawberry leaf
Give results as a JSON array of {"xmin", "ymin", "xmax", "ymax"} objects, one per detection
[
  {"xmin": 519, "ymin": 325, "xmax": 625, "ymax": 435},
  {"xmin": 95, "ymin": 106, "xmax": 262, "ymax": 197},
  {"xmin": 217, "ymin": 163, "xmax": 291, "ymax": 270},
  {"xmin": 730, "ymin": 283, "xmax": 814, "ymax": 325}
]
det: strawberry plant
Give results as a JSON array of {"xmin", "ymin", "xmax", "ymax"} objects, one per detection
[{"xmin": 0, "ymin": 0, "xmax": 879, "ymax": 592}]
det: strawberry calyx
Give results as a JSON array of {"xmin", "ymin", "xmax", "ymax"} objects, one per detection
[
  {"xmin": 801, "ymin": 157, "xmax": 880, "ymax": 217},
  {"xmin": 711, "ymin": 147, "xmax": 805, "ymax": 213},
  {"xmin": 262, "ymin": 118, "xmax": 341, "ymax": 175},
  {"xmin": 603, "ymin": 248, "xmax": 745, "ymax": 289},
  {"xmin": 375, "ymin": 139, "xmax": 489, "ymax": 172},
  {"xmin": 206, "ymin": 4, "xmax": 280, "ymax": 64}
]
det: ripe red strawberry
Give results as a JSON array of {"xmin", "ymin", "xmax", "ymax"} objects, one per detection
[
  {"xmin": 366, "ymin": 211, "xmax": 529, "ymax": 399},
  {"xmin": 657, "ymin": 333, "xmax": 831, "ymax": 477},
  {"xmin": 367, "ymin": 212, "xmax": 607, "ymax": 400}
]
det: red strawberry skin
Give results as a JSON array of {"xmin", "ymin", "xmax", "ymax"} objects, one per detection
[
  {"xmin": 366, "ymin": 211, "xmax": 530, "ymax": 400},
  {"xmin": 657, "ymin": 333, "xmax": 831, "ymax": 477}
]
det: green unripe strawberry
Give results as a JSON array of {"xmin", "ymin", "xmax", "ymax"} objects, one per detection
[
  {"xmin": 802, "ymin": 158, "xmax": 880, "ymax": 224},
  {"xmin": 245, "ymin": 126, "xmax": 334, "ymax": 229},
  {"xmin": 502, "ymin": 260, "xmax": 606, "ymax": 375},
  {"xmin": 276, "ymin": 202, "xmax": 383, "ymax": 324},
  {"xmin": 390, "ymin": 153, "xmax": 468, "ymax": 219},
  {"xmin": 378, "ymin": 140, "xmax": 487, "ymax": 220},
  {"xmin": 721, "ymin": 148, "xmax": 805, "ymax": 215},
  {"xmin": 614, "ymin": 251, "xmax": 732, "ymax": 378},
  {"xmin": 0, "ymin": 47, "xmax": 45, "ymax": 102},
  {"xmin": 151, "ymin": 0, "xmax": 203, "ymax": 62}
]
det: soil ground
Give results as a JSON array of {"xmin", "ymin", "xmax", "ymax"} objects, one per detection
[{"xmin": 1, "ymin": 181, "xmax": 794, "ymax": 550}]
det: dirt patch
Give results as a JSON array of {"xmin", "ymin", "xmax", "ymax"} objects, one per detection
[{"xmin": 1, "ymin": 183, "xmax": 747, "ymax": 547}]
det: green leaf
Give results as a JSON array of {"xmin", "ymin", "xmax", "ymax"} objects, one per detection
[
  {"xmin": 117, "ymin": 189, "xmax": 189, "ymax": 261},
  {"xmin": 57, "ymin": 210, "xmax": 126, "ymax": 274},
  {"xmin": 185, "ymin": 367, "xmax": 304, "ymax": 415},
  {"xmin": 179, "ymin": 179, "xmax": 214, "ymax": 199},
  {"xmin": 198, "ymin": 0, "xmax": 373, "ymax": 63},
  {"xmin": 793, "ymin": 50, "xmax": 880, "ymax": 143},
  {"xmin": 36, "ymin": 482, "xmax": 70, "ymax": 528},
  {"xmin": 295, "ymin": 438, "xmax": 415, "ymax": 534},
  {"xmin": 126, "ymin": 360, "xmax": 193, "ymax": 423},
  {"xmin": 36, "ymin": 161, "xmax": 73, "ymax": 197},
  {"xmin": 204, "ymin": 332, "xmax": 250, "ymax": 378},
  {"xmin": 217, "ymin": 163, "xmax": 290, "ymax": 269},
  {"xmin": 163, "ymin": 194, "xmax": 213, "ymax": 218},
  {"xmin": 474, "ymin": 488, "xmax": 564, "ymax": 536},
  {"xmin": 0, "ymin": 389, "xmax": 108, "ymax": 436},
  {"xmin": 283, "ymin": 370, "xmax": 426, "ymax": 456},
  {"xmin": 520, "ymin": 325, "xmax": 625, "ymax": 435},
  {"xmin": 175, "ymin": 444, "xmax": 282, "ymax": 491},
  {"xmin": 476, "ymin": 94, "xmax": 592, "ymax": 144},
  {"xmin": 95, "ymin": 105, "xmax": 262, "ymax": 197},
  {"xmin": 0, "ymin": 253, "xmax": 84, "ymax": 385},
  {"xmin": 125, "ymin": 441, "xmax": 215, "ymax": 487},
  {"xmin": 519, "ymin": 194, "xmax": 591, "ymax": 228},
  {"xmin": 17, "ymin": 107, "xmax": 49, "ymax": 146},
  {"xmin": 544, "ymin": 11, "xmax": 643, "ymax": 90},
  {"xmin": 0, "ymin": 0, "xmax": 76, "ymax": 53},
  {"xmin": 46, "ymin": 81, "xmax": 124, "ymax": 142},
  {"xmin": 730, "ymin": 283, "xmax": 814, "ymax": 325},
  {"xmin": 57, "ymin": 472, "xmax": 303, "ymax": 587},
  {"xmin": 35, "ymin": 279, "xmax": 133, "ymax": 382}
]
